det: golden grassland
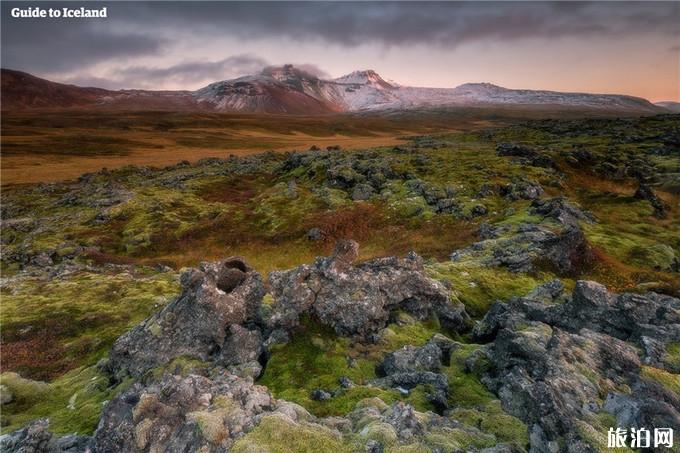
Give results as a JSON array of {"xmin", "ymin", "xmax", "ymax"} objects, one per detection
[{"xmin": 0, "ymin": 110, "xmax": 468, "ymax": 185}]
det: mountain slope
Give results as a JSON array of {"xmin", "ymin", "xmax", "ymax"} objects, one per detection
[
  {"xmin": 1, "ymin": 69, "xmax": 111, "ymax": 110},
  {"xmin": 656, "ymin": 101, "xmax": 680, "ymax": 113},
  {"xmin": 194, "ymin": 65, "xmax": 341, "ymax": 114},
  {"xmin": 1, "ymin": 66, "xmax": 667, "ymax": 115}
]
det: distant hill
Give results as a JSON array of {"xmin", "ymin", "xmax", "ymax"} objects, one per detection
[
  {"xmin": 655, "ymin": 101, "xmax": 680, "ymax": 113},
  {"xmin": 1, "ymin": 66, "xmax": 667, "ymax": 115}
]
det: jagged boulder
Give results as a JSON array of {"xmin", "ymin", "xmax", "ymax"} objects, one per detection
[
  {"xmin": 372, "ymin": 335, "xmax": 461, "ymax": 412},
  {"xmin": 105, "ymin": 257, "xmax": 265, "ymax": 379},
  {"xmin": 473, "ymin": 281, "xmax": 680, "ymax": 451},
  {"xmin": 0, "ymin": 419, "xmax": 90, "ymax": 453},
  {"xmin": 496, "ymin": 143, "xmax": 554, "ymax": 168},
  {"xmin": 268, "ymin": 240, "xmax": 469, "ymax": 341},
  {"xmin": 529, "ymin": 197, "xmax": 595, "ymax": 227},
  {"xmin": 452, "ymin": 198, "xmax": 594, "ymax": 275},
  {"xmin": 499, "ymin": 178, "xmax": 544, "ymax": 201},
  {"xmin": 378, "ymin": 342, "xmax": 443, "ymax": 376},
  {"xmin": 92, "ymin": 372, "xmax": 274, "ymax": 452}
]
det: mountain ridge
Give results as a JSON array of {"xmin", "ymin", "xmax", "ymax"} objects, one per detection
[{"xmin": 1, "ymin": 66, "xmax": 668, "ymax": 114}]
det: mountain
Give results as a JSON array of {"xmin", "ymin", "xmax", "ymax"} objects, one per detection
[
  {"xmin": 656, "ymin": 101, "xmax": 680, "ymax": 113},
  {"xmin": 0, "ymin": 69, "xmax": 111, "ymax": 109},
  {"xmin": 1, "ymin": 66, "xmax": 666, "ymax": 114},
  {"xmin": 194, "ymin": 65, "xmax": 341, "ymax": 113},
  {"xmin": 1, "ymin": 69, "xmax": 198, "ymax": 111}
]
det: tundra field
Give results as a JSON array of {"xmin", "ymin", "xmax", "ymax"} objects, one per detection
[{"xmin": 1, "ymin": 111, "xmax": 679, "ymax": 451}]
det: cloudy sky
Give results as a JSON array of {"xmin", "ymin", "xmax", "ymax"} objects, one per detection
[{"xmin": 2, "ymin": 1, "xmax": 679, "ymax": 101}]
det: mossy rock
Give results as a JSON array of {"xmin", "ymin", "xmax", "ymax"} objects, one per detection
[{"xmin": 232, "ymin": 413, "xmax": 351, "ymax": 453}]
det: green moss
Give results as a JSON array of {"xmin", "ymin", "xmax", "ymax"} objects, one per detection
[
  {"xmin": 443, "ymin": 345, "xmax": 497, "ymax": 408},
  {"xmin": 1, "ymin": 270, "xmax": 179, "ymax": 380},
  {"xmin": 427, "ymin": 262, "xmax": 547, "ymax": 317},
  {"xmin": 0, "ymin": 367, "xmax": 131, "ymax": 435},
  {"xmin": 425, "ymin": 427, "xmax": 496, "ymax": 451},
  {"xmin": 575, "ymin": 417, "xmax": 635, "ymax": 453},
  {"xmin": 258, "ymin": 318, "xmax": 442, "ymax": 417},
  {"xmin": 664, "ymin": 343, "xmax": 680, "ymax": 373},
  {"xmin": 450, "ymin": 401, "xmax": 529, "ymax": 447},
  {"xmin": 641, "ymin": 366, "xmax": 680, "ymax": 397},
  {"xmin": 232, "ymin": 413, "xmax": 352, "ymax": 453},
  {"xmin": 359, "ymin": 421, "xmax": 399, "ymax": 445}
]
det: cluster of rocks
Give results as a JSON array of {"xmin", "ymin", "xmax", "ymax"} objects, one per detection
[
  {"xmin": 1, "ymin": 241, "xmax": 479, "ymax": 452},
  {"xmin": 452, "ymin": 197, "xmax": 594, "ymax": 275},
  {"xmin": 0, "ymin": 419, "xmax": 90, "ymax": 453},
  {"xmin": 472, "ymin": 279, "xmax": 680, "ymax": 451},
  {"xmin": 498, "ymin": 177, "xmax": 545, "ymax": 201},
  {"xmin": 404, "ymin": 179, "xmax": 462, "ymax": 215},
  {"xmin": 279, "ymin": 149, "xmax": 402, "ymax": 201},
  {"xmin": 103, "ymin": 239, "xmax": 470, "ymax": 384},
  {"xmin": 278, "ymin": 148, "xmax": 479, "ymax": 218},
  {"xmin": 496, "ymin": 143, "xmax": 555, "ymax": 168},
  {"xmin": 93, "ymin": 371, "xmax": 275, "ymax": 452},
  {"xmin": 268, "ymin": 240, "xmax": 470, "ymax": 341},
  {"xmin": 371, "ymin": 334, "xmax": 458, "ymax": 412}
]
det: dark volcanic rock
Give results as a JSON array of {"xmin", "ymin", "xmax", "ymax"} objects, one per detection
[
  {"xmin": 452, "ymin": 198, "xmax": 594, "ymax": 275},
  {"xmin": 373, "ymin": 335, "xmax": 461, "ymax": 413},
  {"xmin": 371, "ymin": 372, "xmax": 449, "ymax": 413},
  {"xmin": 105, "ymin": 257, "xmax": 265, "ymax": 379},
  {"xmin": 473, "ymin": 281, "xmax": 680, "ymax": 451},
  {"xmin": 378, "ymin": 342, "xmax": 443, "ymax": 376},
  {"xmin": 268, "ymin": 240, "xmax": 470, "ymax": 341},
  {"xmin": 310, "ymin": 389, "xmax": 332, "ymax": 401},
  {"xmin": 92, "ymin": 372, "xmax": 274, "ymax": 452},
  {"xmin": 496, "ymin": 143, "xmax": 554, "ymax": 168},
  {"xmin": 0, "ymin": 419, "xmax": 90, "ymax": 453},
  {"xmin": 529, "ymin": 197, "xmax": 595, "ymax": 227},
  {"xmin": 634, "ymin": 183, "xmax": 668, "ymax": 219},
  {"xmin": 499, "ymin": 178, "xmax": 544, "ymax": 201}
]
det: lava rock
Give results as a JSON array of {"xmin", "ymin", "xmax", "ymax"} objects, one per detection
[
  {"xmin": 310, "ymin": 389, "xmax": 332, "ymax": 401},
  {"xmin": 268, "ymin": 240, "xmax": 469, "ymax": 341},
  {"xmin": 378, "ymin": 342, "xmax": 442, "ymax": 376},
  {"xmin": 92, "ymin": 372, "xmax": 274, "ymax": 452},
  {"xmin": 473, "ymin": 280, "xmax": 680, "ymax": 449},
  {"xmin": 634, "ymin": 183, "xmax": 668, "ymax": 219},
  {"xmin": 0, "ymin": 419, "xmax": 90, "ymax": 453},
  {"xmin": 306, "ymin": 227, "xmax": 324, "ymax": 241},
  {"xmin": 105, "ymin": 257, "xmax": 265, "ymax": 379}
]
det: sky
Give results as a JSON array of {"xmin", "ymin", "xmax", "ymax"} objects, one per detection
[{"xmin": 2, "ymin": 1, "xmax": 679, "ymax": 102}]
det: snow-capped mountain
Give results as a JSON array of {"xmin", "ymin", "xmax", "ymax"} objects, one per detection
[
  {"xmin": 1, "ymin": 66, "xmax": 668, "ymax": 114},
  {"xmin": 194, "ymin": 66, "xmax": 664, "ymax": 114}
]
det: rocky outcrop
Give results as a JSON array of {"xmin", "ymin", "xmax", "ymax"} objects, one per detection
[
  {"xmin": 452, "ymin": 198, "xmax": 593, "ymax": 275},
  {"xmin": 371, "ymin": 335, "xmax": 460, "ymax": 412},
  {"xmin": 92, "ymin": 372, "xmax": 274, "ymax": 452},
  {"xmin": 496, "ymin": 143, "xmax": 554, "ymax": 168},
  {"xmin": 634, "ymin": 183, "xmax": 668, "ymax": 219},
  {"xmin": 473, "ymin": 280, "xmax": 680, "ymax": 451},
  {"xmin": 499, "ymin": 178, "xmax": 544, "ymax": 201},
  {"xmin": 268, "ymin": 240, "xmax": 470, "ymax": 341},
  {"xmin": 529, "ymin": 197, "xmax": 595, "ymax": 227},
  {"xmin": 0, "ymin": 419, "xmax": 90, "ymax": 453},
  {"xmin": 105, "ymin": 257, "xmax": 265, "ymax": 379}
]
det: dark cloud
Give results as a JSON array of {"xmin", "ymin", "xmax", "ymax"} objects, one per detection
[
  {"xmin": 1, "ymin": 3, "xmax": 164, "ymax": 72},
  {"xmin": 293, "ymin": 64, "xmax": 331, "ymax": 79},
  {"xmin": 2, "ymin": 1, "xmax": 676, "ymax": 83},
  {"xmin": 110, "ymin": 55, "xmax": 268, "ymax": 89},
  {"xmin": 63, "ymin": 57, "xmax": 333, "ymax": 90}
]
